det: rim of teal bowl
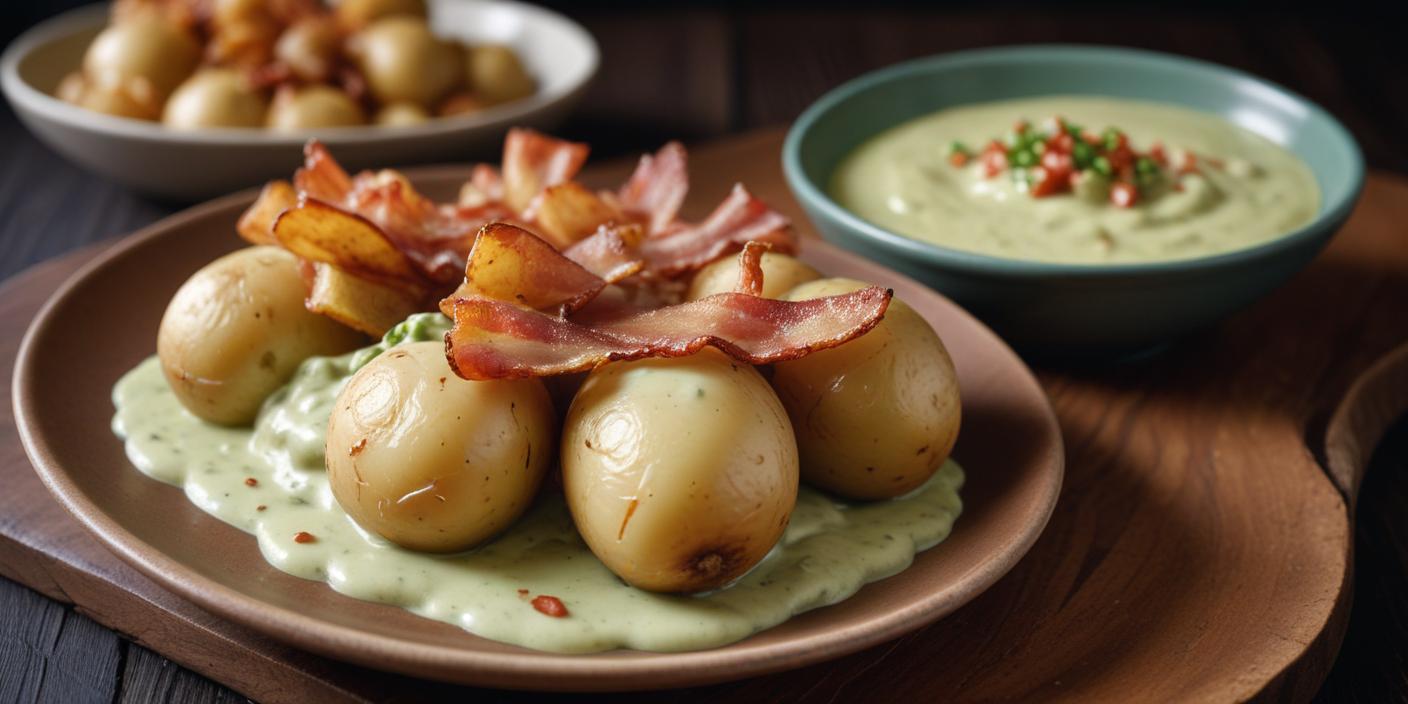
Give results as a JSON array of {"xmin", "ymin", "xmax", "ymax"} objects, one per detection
[{"xmin": 782, "ymin": 44, "xmax": 1366, "ymax": 279}]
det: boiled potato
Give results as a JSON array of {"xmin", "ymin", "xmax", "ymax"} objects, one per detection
[
  {"xmin": 374, "ymin": 101, "xmax": 430, "ymax": 127},
  {"xmin": 685, "ymin": 252, "xmax": 822, "ymax": 301},
  {"xmin": 158, "ymin": 247, "xmax": 363, "ymax": 425},
  {"xmin": 82, "ymin": 14, "xmax": 201, "ymax": 113},
  {"xmin": 437, "ymin": 92, "xmax": 485, "ymax": 118},
  {"xmin": 771, "ymin": 278, "xmax": 960, "ymax": 500},
  {"xmin": 463, "ymin": 44, "xmax": 535, "ymax": 106},
  {"xmin": 59, "ymin": 73, "xmax": 159, "ymax": 121},
  {"xmin": 267, "ymin": 85, "xmax": 365, "ymax": 130},
  {"xmin": 350, "ymin": 17, "xmax": 462, "ymax": 108},
  {"xmin": 163, "ymin": 69, "xmax": 268, "ymax": 129},
  {"xmin": 563, "ymin": 349, "xmax": 798, "ymax": 593},
  {"xmin": 326, "ymin": 341, "xmax": 555, "ymax": 552},
  {"xmin": 274, "ymin": 18, "xmax": 341, "ymax": 82},
  {"xmin": 336, "ymin": 0, "xmax": 428, "ymax": 30}
]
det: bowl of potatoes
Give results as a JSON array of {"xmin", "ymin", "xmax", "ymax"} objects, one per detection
[{"xmin": 1, "ymin": 0, "xmax": 597, "ymax": 200}]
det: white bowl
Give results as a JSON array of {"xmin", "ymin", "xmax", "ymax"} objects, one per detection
[{"xmin": 1, "ymin": 2, "xmax": 598, "ymax": 201}]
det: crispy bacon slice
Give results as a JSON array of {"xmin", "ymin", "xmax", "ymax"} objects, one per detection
[
  {"xmin": 563, "ymin": 224, "xmax": 646, "ymax": 283},
  {"xmin": 502, "ymin": 128, "xmax": 590, "ymax": 214},
  {"xmin": 734, "ymin": 241, "xmax": 770, "ymax": 296},
  {"xmin": 290, "ymin": 142, "xmax": 510, "ymax": 284},
  {"xmin": 617, "ymin": 141, "xmax": 688, "ymax": 235},
  {"xmin": 444, "ymin": 286, "xmax": 891, "ymax": 380},
  {"xmin": 442, "ymin": 223, "xmax": 607, "ymax": 316},
  {"xmin": 638, "ymin": 184, "xmax": 795, "ymax": 277},
  {"xmin": 293, "ymin": 141, "xmax": 353, "ymax": 203}
]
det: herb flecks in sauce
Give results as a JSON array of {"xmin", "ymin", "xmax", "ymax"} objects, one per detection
[{"xmin": 112, "ymin": 313, "xmax": 965, "ymax": 653}]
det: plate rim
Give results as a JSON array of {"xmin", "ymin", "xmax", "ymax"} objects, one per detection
[{"xmin": 12, "ymin": 167, "xmax": 1064, "ymax": 691}]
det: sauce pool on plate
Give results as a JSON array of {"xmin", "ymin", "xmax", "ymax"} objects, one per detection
[
  {"xmin": 830, "ymin": 96, "xmax": 1320, "ymax": 264},
  {"xmin": 112, "ymin": 314, "xmax": 965, "ymax": 654}
]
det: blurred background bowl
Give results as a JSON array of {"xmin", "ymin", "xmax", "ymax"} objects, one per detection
[
  {"xmin": 1, "ymin": 1, "xmax": 598, "ymax": 201},
  {"xmin": 783, "ymin": 45, "xmax": 1363, "ymax": 356}
]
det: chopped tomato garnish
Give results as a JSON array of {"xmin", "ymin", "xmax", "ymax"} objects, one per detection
[{"xmin": 531, "ymin": 595, "xmax": 569, "ymax": 618}]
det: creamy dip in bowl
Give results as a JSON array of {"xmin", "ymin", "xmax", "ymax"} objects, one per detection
[{"xmin": 784, "ymin": 46, "xmax": 1363, "ymax": 354}]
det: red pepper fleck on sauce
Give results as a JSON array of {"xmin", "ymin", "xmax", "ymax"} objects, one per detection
[
  {"xmin": 256, "ymin": 505, "xmax": 267, "ymax": 512},
  {"xmin": 293, "ymin": 531, "xmax": 316, "ymax": 544},
  {"xmin": 531, "ymin": 595, "xmax": 569, "ymax": 618},
  {"xmin": 244, "ymin": 477, "xmax": 258, "ymax": 487}
]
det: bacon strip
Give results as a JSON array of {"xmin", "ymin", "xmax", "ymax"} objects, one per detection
[
  {"xmin": 503, "ymin": 128, "xmax": 590, "ymax": 214},
  {"xmin": 444, "ymin": 287, "xmax": 892, "ymax": 380},
  {"xmin": 735, "ymin": 241, "xmax": 770, "ymax": 296},
  {"xmin": 618, "ymin": 141, "xmax": 688, "ymax": 235},
  {"xmin": 563, "ymin": 224, "xmax": 646, "ymax": 283},
  {"xmin": 291, "ymin": 142, "xmax": 509, "ymax": 284},
  {"xmin": 638, "ymin": 184, "xmax": 795, "ymax": 277}
]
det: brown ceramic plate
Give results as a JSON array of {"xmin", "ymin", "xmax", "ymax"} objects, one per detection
[{"xmin": 13, "ymin": 167, "xmax": 1063, "ymax": 692}]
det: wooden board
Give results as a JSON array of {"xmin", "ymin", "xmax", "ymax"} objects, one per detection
[{"xmin": 2, "ymin": 130, "xmax": 1406, "ymax": 702}]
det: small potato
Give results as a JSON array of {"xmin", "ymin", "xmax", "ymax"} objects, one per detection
[
  {"xmin": 158, "ymin": 247, "xmax": 363, "ymax": 425},
  {"xmin": 82, "ymin": 14, "xmax": 201, "ymax": 112},
  {"xmin": 163, "ymin": 69, "xmax": 268, "ymax": 129},
  {"xmin": 326, "ymin": 341, "xmax": 555, "ymax": 552},
  {"xmin": 267, "ymin": 85, "xmax": 365, "ymax": 130},
  {"xmin": 336, "ymin": 0, "xmax": 428, "ymax": 31},
  {"xmin": 685, "ymin": 252, "xmax": 822, "ymax": 301},
  {"xmin": 771, "ymin": 278, "xmax": 960, "ymax": 499},
  {"xmin": 437, "ymin": 91, "xmax": 485, "ymax": 118},
  {"xmin": 463, "ymin": 44, "xmax": 535, "ymax": 106},
  {"xmin": 60, "ymin": 73, "xmax": 159, "ymax": 121},
  {"xmin": 374, "ymin": 101, "xmax": 430, "ymax": 127},
  {"xmin": 274, "ymin": 18, "xmax": 341, "ymax": 82},
  {"xmin": 350, "ymin": 17, "xmax": 462, "ymax": 108},
  {"xmin": 563, "ymin": 349, "xmax": 798, "ymax": 593}
]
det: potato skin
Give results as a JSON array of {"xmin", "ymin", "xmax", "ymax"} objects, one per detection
[
  {"xmin": 326, "ymin": 341, "xmax": 555, "ymax": 552},
  {"xmin": 771, "ymin": 278, "xmax": 961, "ymax": 500},
  {"xmin": 266, "ymin": 85, "xmax": 365, "ymax": 130},
  {"xmin": 463, "ymin": 44, "xmax": 535, "ymax": 106},
  {"xmin": 351, "ymin": 17, "xmax": 463, "ymax": 108},
  {"xmin": 163, "ymin": 69, "xmax": 268, "ymax": 129},
  {"xmin": 685, "ymin": 252, "xmax": 822, "ymax": 301},
  {"xmin": 157, "ymin": 247, "xmax": 362, "ymax": 425},
  {"xmin": 82, "ymin": 15, "xmax": 201, "ymax": 112},
  {"xmin": 562, "ymin": 349, "xmax": 798, "ymax": 593},
  {"xmin": 374, "ymin": 101, "xmax": 430, "ymax": 127},
  {"xmin": 336, "ymin": 0, "xmax": 428, "ymax": 30}
]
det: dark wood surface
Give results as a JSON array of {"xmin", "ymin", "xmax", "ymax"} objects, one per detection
[{"xmin": 2, "ymin": 5, "xmax": 1406, "ymax": 703}]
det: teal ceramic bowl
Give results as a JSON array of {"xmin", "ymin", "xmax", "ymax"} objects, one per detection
[{"xmin": 783, "ymin": 45, "xmax": 1363, "ymax": 355}]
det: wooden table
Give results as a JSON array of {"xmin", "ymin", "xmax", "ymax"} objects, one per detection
[{"xmin": 2, "ymin": 5, "xmax": 1405, "ymax": 702}]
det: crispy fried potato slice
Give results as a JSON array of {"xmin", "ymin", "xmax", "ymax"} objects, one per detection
[
  {"xmin": 442, "ymin": 222, "xmax": 606, "ymax": 315},
  {"xmin": 272, "ymin": 198, "xmax": 424, "ymax": 289},
  {"xmin": 237, "ymin": 180, "xmax": 297, "ymax": 245},
  {"xmin": 306, "ymin": 262, "xmax": 423, "ymax": 337},
  {"xmin": 534, "ymin": 182, "xmax": 621, "ymax": 248}
]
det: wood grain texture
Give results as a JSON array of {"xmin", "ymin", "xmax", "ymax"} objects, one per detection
[{"xmin": 0, "ymin": 129, "xmax": 1404, "ymax": 702}]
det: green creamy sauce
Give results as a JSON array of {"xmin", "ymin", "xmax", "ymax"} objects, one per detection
[
  {"xmin": 831, "ymin": 96, "xmax": 1320, "ymax": 264},
  {"xmin": 112, "ymin": 314, "xmax": 965, "ymax": 653}
]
